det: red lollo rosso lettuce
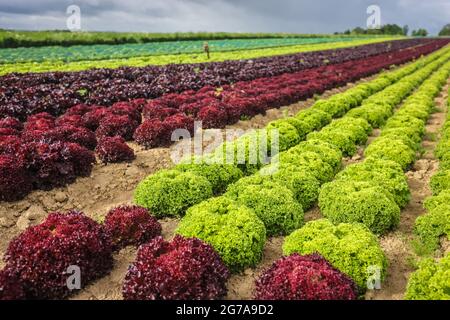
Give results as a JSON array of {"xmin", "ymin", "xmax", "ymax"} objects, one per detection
[
  {"xmin": 122, "ymin": 235, "xmax": 229, "ymax": 300},
  {"xmin": 0, "ymin": 269, "xmax": 26, "ymax": 300},
  {"xmin": 0, "ymin": 135, "xmax": 22, "ymax": 155},
  {"xmin": 95, "ymin": 114, "xmax": 138, "ymax": 140},
  {"xmin": 54, "ymin": 125, "xmax": 97, "ymax": 150},
  {"xmin": 0, "ymin": 117, "xmax": 23, "ymax": 131},
  {"xmin": 103, "ymin": 205, "xmax": 161, "ymax": 249},
  {"xmin": 82, "ymin": 107, "xmax": 112, "ymax": 130},
  {"xmin": 65, "ymin": 104, "xmax": 94, "ymax": 116},
  {"xmin": 3, "ymin": 211, "xmax": 113, "ymax": 299},
  {"xmin": 24, "ymin": 113, "xmax": 56, "ymax": 132},
  {"xmin": 55, "ymin": 114, "xmax": 86, "ymax": 128},
  {"xmin": 142, "ymin": 102, "xmax": 178, "ymax": 120},
  {"xmin": 110, "ymin": 102, "xmax": 142, "ymax": 123},
  {"xmin": 20, "ymin": 141, "xmax": 95, "ymax": 190},
  {"xmin": 133, "ymin": 119, "xmax": 172, "ymax": 148},
  {"xmin": 254, "ymin": 253, "xmax": 358, "ymax": 300},
  {"xmin": 0, "ymin": 154, "xmax": 32, "ymax": 201},
  {"xmin": 197, "ymin": 105, "xmax": 228, "ymax": 128},
  {"xmin": 95, "ymin": 136, "xmax": 135, "ymax": 163},
  {"xmin": 0, "ymin": 128, "xmax": 20, "ymax": 137}
]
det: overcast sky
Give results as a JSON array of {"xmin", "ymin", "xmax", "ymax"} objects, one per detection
[{"xmin": 0, "ymin": 0, "xmax": 448, "ymax": 35}]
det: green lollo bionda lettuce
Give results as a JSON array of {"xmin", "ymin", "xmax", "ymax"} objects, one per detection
[
  {"xmin": 414, "ymin": 204, "xmax": 450, "ymax": 252},
  {"xmin": 287, "ymin": 139, "xmax": 343, "ymax": 173},
  {"xmin": 210, "ymin": 130, "xmax": 270, "ymax": 175},
  {"xmin": 364, "ymin": 137, "xmax": 416, "ymax": 170},
  {"xmin": 283, "ymin": 219, "xmax": 387, "ymax": 290},
  {"xmin": 176, "ymin": 196, "xmax": 266, "ymax": 272},
  {"xmin": 267, "ymin": 119, "xmax": 301, "ymax": 152},
  {"xmin": 257, "ymin": 167, "xmax": 321, "ymax": 210},
  {"xmin": 424, "ymin": 190, "xmax": 450, "ymax": 211},
  {"xmin": 311, "ymin": 98, "xmax": 351, "ymax": 118},
  {"xmin": 175, "ymin": 159, "xmax": 243, "ymax": 195},
  {"xmin": 134, "ymin": 169, "xmax": 213, "ymax": 218},
  {"xmin": 383, "ymin": 114, "xmax": 426, "ymax": 137},
  {"xmin": 274, "ymin": 151, "xmax": 334, "ymax": 184},
  {"xmin": 405, "ymin": 253, "xmax": 450, "ymax": 300},
  {"xmin": 295, "ymin": 108, "xmax": 332, "ymax": 131},
  {"xmin": 224, "ymin": 178, "xmax": 303, "ymax": 236},
  {"xmin": 325, "ymin": 116, "xmax": 372, "ymax": 144},
  {"xmin": 430, "ymin": 170, "xmax": 450, "ymax": 196},
  {"xmin": 335, "ymin": 158, "xmax": 411, "ymax": 208},
  {"xmin": 307, "ymin": 129, "xmax": 357, "ymax": 157},
  {"xmin": 319, "ymin": 180, "xmax": 400, "ymax": 235},
  {"xmin": 379, "ymin": 127, "xmax": 422, "ymax": 150},
  {"xmin": 345, "ymin": 102, "xmax": 393, "ymax": 128}
]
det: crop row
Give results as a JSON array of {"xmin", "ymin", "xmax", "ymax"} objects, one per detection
[
  {"xmin": 406, "ymin": 87, "xmax": 450, "ymax": 300},
  {"xmin": 1, "ymin": 38, "xmax": 442, "ymax": 120},
  {"xmin": 0, "ymin": 36, "xmax": 372, "ymax": 64},
  {"xmin": 0, "ymin": 30, "xmax": 379, "ymax": 48},
  {"xmin": 1, "ymin": 43, "xmax": 446, "ymax": 202},
  {"xmin": 1, "ymin": 48, "xmax": 444, "ymax": 300},
  {"xmin": 319, "ymin": 59, "xmax": 450, "ymax": 236},
  {"xmin": 130, "ymin": 50, "xmax": 450, "ymax": 296},
  {"xmin": 0, "ymin": 37, "xmax": 400, "ymax": 76}
]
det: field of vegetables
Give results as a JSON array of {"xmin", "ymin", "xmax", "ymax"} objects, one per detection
[{"xmin": 0, "ymin": 36, "xmax": 450, "ymax": 301}]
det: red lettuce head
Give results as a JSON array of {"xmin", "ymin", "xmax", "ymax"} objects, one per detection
[
  {"xmin": 0, "ymin": 117, "xmax": 23, "ymax": 131},
  {"xmin": 122, "ymin": 235, "xmax": 229, "ymax": 300},
  {"xmin": 103, "ymin": 205, "xmax": 161, "ymax": 249},
  {"xmin": 3, "ymin": 211, "xmax": 113, "ymax": 299},
  {"xmin": 95, "ymin": 136, "xmax": 135, "ymax": 163},
  {"xmin": 95, "ymin": 114, "xmax": 138, "ymax": 141},
  {"xmin": 0, "ymin": 269, "xmax": 26, "ymax": 300},
  {"xmin": 0, "ymin": 154, "xmax": 32, "ymax": 201},
  {"xmin": 254, "ymin": 253, "xmax": 358, "ymax": 300}
]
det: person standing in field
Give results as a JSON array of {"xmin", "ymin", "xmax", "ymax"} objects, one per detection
[{"xmin": 203, "ymin": 41, "xmax": 210, "ymax": 59}]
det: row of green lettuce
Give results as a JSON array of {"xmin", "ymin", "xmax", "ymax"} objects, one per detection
[
  {"xmin": 319, "ymin": 59, "xmax": 450, "ymax": 236},
  {"xmin": 0, "ymin": 37, "xmax": 398, "ymax": 76},
  {"xmin": 131, "ymin": 47, "xmax": 450, "ymax": 295},
  {"xmin": 406, "ymin": 87, "xmax": 450, "ymax": 300}
]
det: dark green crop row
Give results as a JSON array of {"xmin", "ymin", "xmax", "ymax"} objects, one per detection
[{"xmin": 132, "ymin": 47, "xmax": 450, "ymax": 286}]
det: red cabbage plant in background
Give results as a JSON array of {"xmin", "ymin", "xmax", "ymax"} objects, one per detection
[
  {"xmin": 122, "ymin": 235, "xmax": 230, "ymax": 300},
  {"xmin": 96, "ymin": 136, "xmax": 135, "ymax": 163},
  {"xmin": 254, "ymin": 253, "xmax": 358, "ymax": 300},
  {"xmin": 103, "ymin": 205, "xmax": 161, "ymax": 250},
  {"xmin": 2, "ymin": 211, "xmax": 113, "ymax": 300}
]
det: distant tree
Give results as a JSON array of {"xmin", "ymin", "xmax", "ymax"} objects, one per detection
[
  {"xmin": 352, "ymin": 27, "xmax": 366, "ymax": 34},
  {"xmin": 439, "ymin": 24, "xmax": 450, "ymax": 36},
  {"xmin": 412, "ymin": 28, "xmax": 428, "ymax": 37},
  {"xmin": 344, "ymin": 29, "xmax": 351, "ymax": 35},
  {"xmin": 402, "ymin": 25, "xmax": 409, "ymax": 36}
]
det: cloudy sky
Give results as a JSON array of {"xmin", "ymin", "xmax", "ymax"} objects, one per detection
[{"xmin": 0, "ymin": 0, "xmax": 449, "ymax": 35}]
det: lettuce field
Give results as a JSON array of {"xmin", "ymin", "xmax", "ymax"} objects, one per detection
[{"xmin": 0, "ymin": 33, "xmax": 450, "ymax": 301}]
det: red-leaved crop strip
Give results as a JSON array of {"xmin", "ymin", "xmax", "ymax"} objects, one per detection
[{"xmin": 0, "ymin": 39, "xmax": 447, "ymax": 120}]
